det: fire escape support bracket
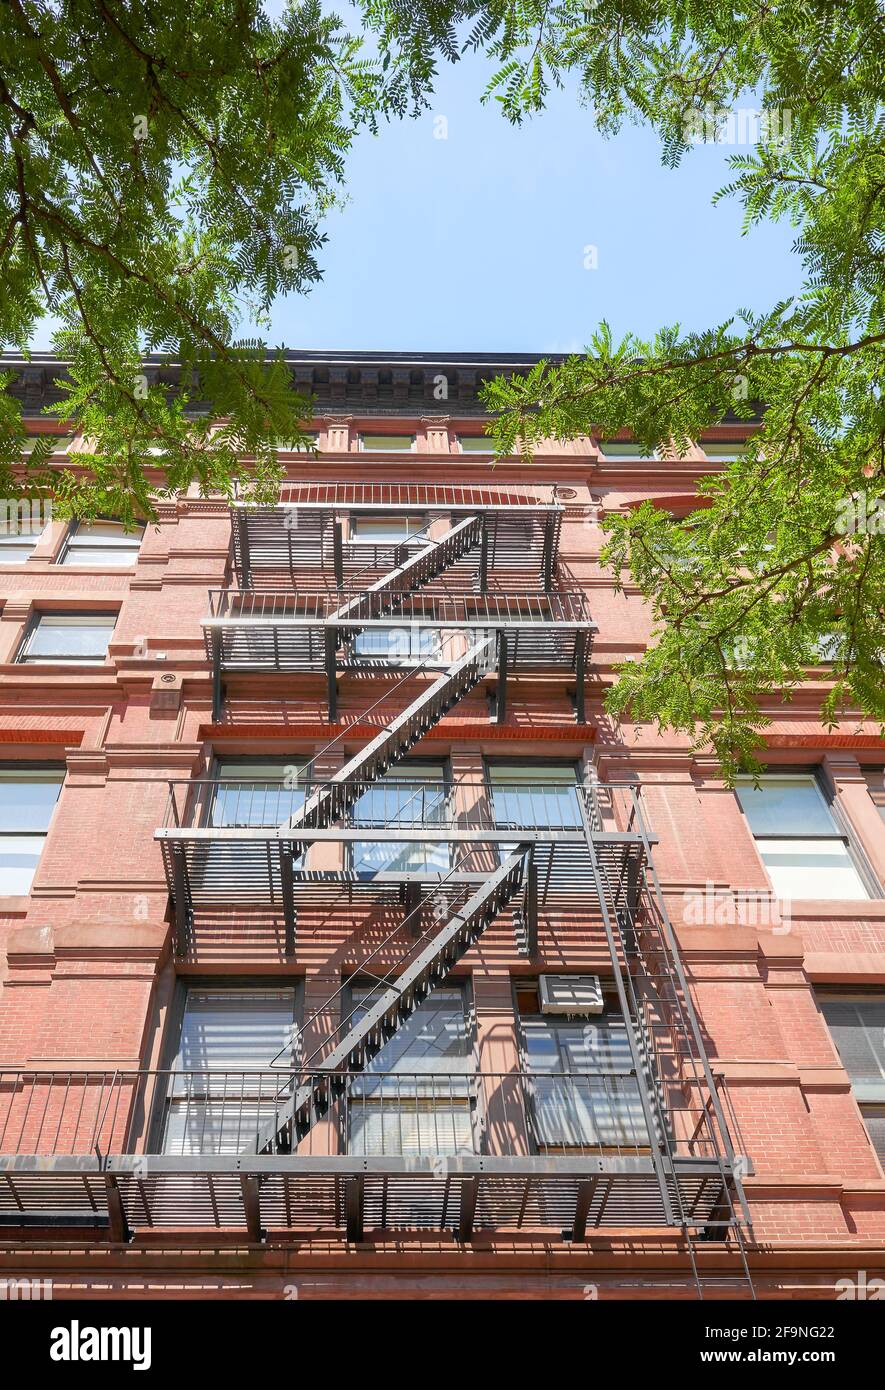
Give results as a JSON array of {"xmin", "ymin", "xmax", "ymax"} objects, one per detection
[
  {"xmin": 324, "ymin": 626, "xmax": 338, "ymax": 722},
  {"xmin": 280, "ymin": 845, "xmax": 297, "ymax": 957},
  {"xmin": 459, "ymin": 1174, "xmax": 480, "ymax": 1241},
  {"xmin": 210, "ymin": 628, "xmax": 223, "ymax": 723},
  {"xmin": 570, "ymin": 1176, "xmax": 598, "ymax": 1242},
  {"xmin": 332, "ymin": 517, "xmax": 344, "ymax": 588},
  {"xmin": 345, "ymin": 1174, "xmax": 364, "ymax": 1243},
  {"xmin": 541, "ymin": 513, "xmax": 557, "ymax": 591},
  {"xmin": 495, "ymin": 630, "xmax": 508, "ymax": 724},
  {"xmin": 170, "ymin": 844, "xmax": 191, "ymax": 958},
  {"xmin": 240, "ymin": 1174, "xmax": 264, "ymax": 1242},
  {"xmin": 574, "ymin": 630, "xmax": 588, "ymax": 724},
  {"xmin": 104, "ymin": 1175, "xmax": 131, "ymax": 1244}
]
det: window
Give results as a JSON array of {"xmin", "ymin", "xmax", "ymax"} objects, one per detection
[
  {"xmin": 359, "ymin": 434, "xmax": 415, "ymax": 452},
  {"xmin": 458, "ymin": 435, "xmax": 493, "ymax": 453},
  {"xmin": 347, "ymin": 986, "xmax": 474, "ymax": 1156},
  {"xmin": 818, "ymin": 994, "xmax": 885, "ymax": 1164},
  {"xmin": 291, "ymin": 431, "xmax": 319, "ymax": 452},
  {"xmin": 210, "ymin": 759, "xmax": 306, "ymax": 828},
  {"xmin": 160, "ymin": 987, "xmax": 298, "ymax": 1155},
  {"xmin": 598, "ymin": 439, "xmax": 658, "ymax": 460},
  {"xmin": 17, "ymin": 613, "xmax": 117, "ymax": 664},
  {"xmin": 488, "ymin": 763, "xmax": 583, "ymax": 858},
  {"xmin": 352, "ymin": 625, "xmax": 441, "ymax": 666},
  {"xmin": 735, "ymin": 774, "xmax": 871, "ymax": 900},
  {"xmin": 350, "ymin": 762, "xmax": 449, "ymax": 877},
  {"xmin": 516, "ymin": 982, "xmax": 648, "ymax": 1151},
  {"xmin": 0, "ymin": 768, "xmax": 63, "ymax": 894},
  {"xmin": 349, "ymin": 514, "xmax": 428, "ymax": 543},
  {"xmin": 60, "ymin": 519, "xmax": 144, "ymax": 566},
  {"xmin": 0, "ymin": 508, "xmax": 47, "ymax": 563},
  {"xmin": 701, "ymin": 442, "xmax": 748, "ymax": 461}
]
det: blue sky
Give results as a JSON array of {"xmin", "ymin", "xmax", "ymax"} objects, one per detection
[
  {"xmin": 27, "ymin": 29, "xmax": 803, "ymax": 356},
  {"xmin": 260, "ymin": 45, "xmax": 802, "ymax": 354}
]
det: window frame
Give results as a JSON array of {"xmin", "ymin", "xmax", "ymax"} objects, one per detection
[
  {"xmin": 0, "ymin": 763, "xmax": 65, "ymax": 897},
  {"xmin": 816, "ymin": 990, "xmax": 885, "ymax": 1169},
  {"xmin": 347, "ymin": 513, "xmax": 429, "ymax": 545},
  {"xmin": 58, "ymin": 517, "xmax": 145, "ymax": 567},
  {"xmin": 347, "ymin": 756, "xmax": 452, "ymax": 879},
  {"xmin": 735, "ymin": 768, "xmax": 881, "ymax": 901},
  {"xmin": 16, "ymin": 610, "xmax": 118, "ymax": 665},
  {"xmin": 148, "ymin": 977, "xmax": 303, "ymax": 1154},
  {"xmin": 512, "ymin": 978, "xmax": 650, "ymax": 1155},
  {"xmin": 340, "ymin": 976, "xmax": 478, "ymax": 1157},
  {"xmin": 358, "ymin": 433, "xmax": 417, "ymax": 453}
]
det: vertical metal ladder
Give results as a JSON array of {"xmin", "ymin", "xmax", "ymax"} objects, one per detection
[{"xmin": 582, "ymin": 781, "xmax": 756, "ymax": 1299}]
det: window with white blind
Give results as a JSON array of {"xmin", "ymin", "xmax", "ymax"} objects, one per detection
[
  {"xmin": 735, "ymin": 774, "xmax": 871, "ymax": 900},
  {"xmin": 350, "ymin": 762, "xmax": 449, "ymax": 878},
  {"xmin": 0, "ymin": 768, "xmax": 64, "ymax": 894},
  {"xmin": 17, "ymin": 612, "xmax": 117, "ymax": 664},
  {"xmin": 209, "ymin": 758, "xmax": 306, "ymax": 828},
  {"xmin": 818, "ymin": 995, "xmax": 885, "ymax": 1165},
  {"xmin": 516, "ymin": 982, "xmax": 647, "ymax": 1151},
  {"xmin": 160, "ymin": 987, "xmax": 298, "ymax": 1155},
  {"xmin": 488, "ymin": 763, "xmax": 583, "ymax": 860},
  {"xmin": 346, "ymin": 986, "xmax": 474, "ymax": 1157},
  {"xmin": 60, "ymin": 519, "xmax": 144, "ymax": 566}
]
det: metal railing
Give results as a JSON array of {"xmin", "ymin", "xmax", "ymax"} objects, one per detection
[
  {"xmin": 0, "ymin": 1067, "xmax": 734, "ymax": 1165},
  {"xmin": 206, "ymin": 589, "xmax": 593, "ymax": 627},
  {"xmin": 161, "ymin": 777, "xmax": 596, "ymax": 834}
]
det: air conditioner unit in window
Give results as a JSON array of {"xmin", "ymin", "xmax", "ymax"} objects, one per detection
[{"xmin": 538, "ymin": 974, "xmax": 604, "ymax": 1016}]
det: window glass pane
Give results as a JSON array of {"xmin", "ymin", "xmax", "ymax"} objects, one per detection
[
  {"xmin": 0, "ymin": 772, "xmax": 63, "ymax": 832},
  {"xmin": 861, "ymin": 1108, "xmax": 885, "ymax": 1164},
  {"xmin": 211, "ymin": 759, "xmax": 305, "ymax": 827},
  {"xmin": 63, "ymin": 546, "xmax": 140, "ymax": 567},
  {"xmin": 488, "ymin": 764, "xmax": 582, "ymax": 830},
  {"xmin": 352, "ymin": 628, "xmax": 439, "ymax": 662},
  {"xmin": 521, "ymin": 1018, "xmax": 634, "ymax": 1074},
  {"xmin": 350, "ymin": 515, "xmax": 427, "ymax": 541},
  {"xmin": 0, "ymin": 543, "xmax": 38, "ymax": 563},
  {"xmin": 0, "ymin": 836, "xmax": 49, "ymax": 894},
  {"xmin": 25, "ymin": 615, "xmax": 115, "ymax": 660},
  {"xmin": 351, "ymin": 987, "xmax": 469, "ymax": 1074},
  {"xmin": 360, "ymin": 435, "xmax": 414, "ymax": 451},
  {"xmin": 458, "ymin": 436, "xmax": 493, "ymax": 452},
  {"xmin": 757, "ymin": 839, "xmax": 868, "ymax": 899},
  {"xmin": 351, "ymin": 764, "xmax": 448, "ymax": 876},
  {"xmin": 702, "ymin": 443, "xmax": 747, "ymax": 459},
  {"xmin": 819, "ymin": 999, "xmax": 885, "ymax": 1087},
  {"xmin": 70, "ymin": 521, "xmax": 144, "ymax": 544},
  {"xmin": 735, "ymin": 777, "xmax": 836, "ymax": 836},
  {"xmin": 599, "ymin": 440, "xmax": 656, "ymax": 458},
  {"xmin": 174, "ymin": 989, "xmax": 296, "ymax": 1072}
]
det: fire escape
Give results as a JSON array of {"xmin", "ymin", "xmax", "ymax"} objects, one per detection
[{"xmin": 0, "ymin": 483, "xmax": 755, "ymax": 1296}]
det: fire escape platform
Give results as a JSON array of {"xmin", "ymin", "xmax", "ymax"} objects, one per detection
[
  {"xmin": 0, "ymin": 1153, "xmax": 732, "ymax": 1241},
  {"xmin": 156, "ymin": 827, "xmax": 652, "ymax": 922},
  {"xmin": 231, "ymin": 488, "xmax": 563, "ymax": 592}
]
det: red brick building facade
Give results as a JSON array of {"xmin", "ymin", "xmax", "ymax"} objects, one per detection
[{"xmin": 0, "ymin": 351, "xmax": 883, "ymax": 1301}]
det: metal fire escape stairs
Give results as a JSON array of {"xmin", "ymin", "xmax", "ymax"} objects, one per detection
[{"xmin": 242, "ymin": 514, "xmax": 535, "ymax": 1154}]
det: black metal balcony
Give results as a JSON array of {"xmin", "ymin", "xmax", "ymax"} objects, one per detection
[
  {"xmin": 204, "ymin": 592, "xmax": 594, "ymax": 721},
  {"xmin": 230, "ymin": 484, "xmax": 563, "ymax": 591},
  {"xmin": 0, "ymin": 1066, "xmax": 748, "ymax": 1244},
  {"xmin": 155, "ymin": 778, "xmax": 652, "ymax": 955}
]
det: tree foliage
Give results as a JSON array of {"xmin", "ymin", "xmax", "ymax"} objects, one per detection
[
  {"xmin": 364, "ymin": 0, "xmax": 885, "ymax": 776},
  {"xmin": 0, "ymin": 0, "xmax": 380, "ymax": 523}
]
